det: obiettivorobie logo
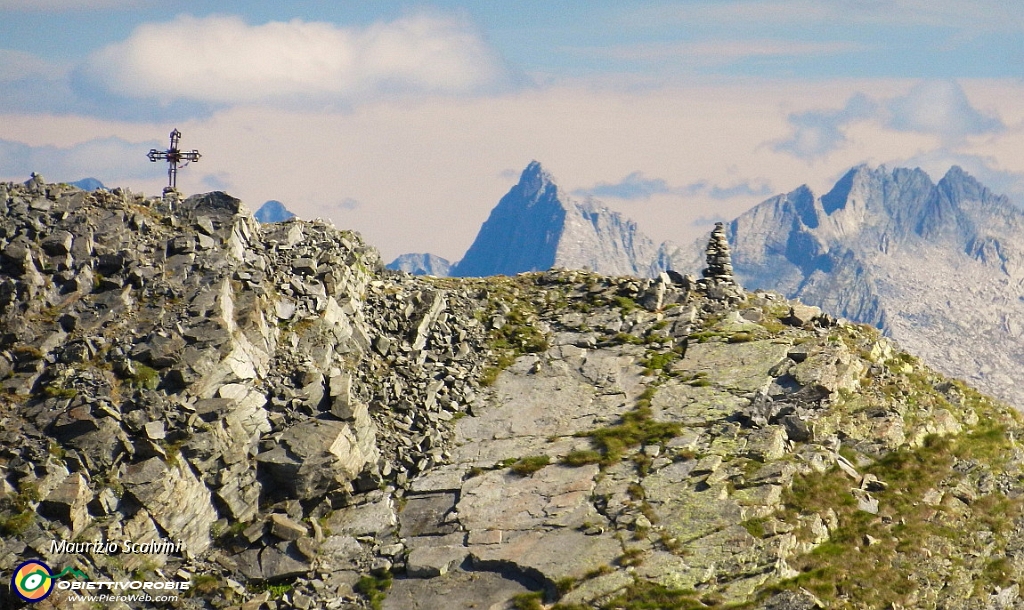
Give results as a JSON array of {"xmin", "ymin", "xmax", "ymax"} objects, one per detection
[
  {"xmin": 10, "ymin": 559, "xmax": 190, "ymax": 604},
  {"xmin": 11, "ymin": 560, "xmax": 88, "ymax": 603}
]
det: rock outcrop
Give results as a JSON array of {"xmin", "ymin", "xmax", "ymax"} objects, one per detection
[{"xmin": 2, "ymin": 176, "xmax": 1024, "ymax": 610}]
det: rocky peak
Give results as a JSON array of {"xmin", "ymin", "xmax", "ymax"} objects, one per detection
[
  {"xmin": 449, "ymin": 162, "xmax": 567, "ymax": 277},
  {"xmin": 515, "ymin": 160, "xmax": 558, "ymax": 202},
  {"xmin": 450, "ymin": 161, "xmax": 688, "ymax": 278}
]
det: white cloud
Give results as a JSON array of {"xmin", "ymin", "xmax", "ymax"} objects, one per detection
[
  {"xmin": 576, "ymin": 171, "xmax": 772, "ymax": 201},
  {"xmin": 773, "ymin": 93, "xmax": 877, "ymax": 158},
  {"xmin": 0, "ymin": 50, "xmax": 68, "ymax": 81},
  {"xmin": 774, "ymin": 80, "xmax": 1005, "ymax": 160},
  {"xmin": 80, "ymin": 13, "xmax": 511, "ymax": 106},
  {"xmin": 886, "ymin": 80, "xmax": 1003, "ymax": 140}
]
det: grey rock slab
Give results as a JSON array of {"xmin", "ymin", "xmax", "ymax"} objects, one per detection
[
  {"xmin": 577, "ymin": 349, "xmax": 642, "ymax": 394},
  {"xmin": 786, "ymin": 304, "xmax": 823, "ymax": 327},
  {"xmin": 469, "ymin": 528, "xmax": 622, "ymax": 586},
  {"xmin": 399, "ymin": 492, "xmax": 459, "ymax": 537},
  {"xmin": 456, "ymin": 358, "xmax": 632, "ymax": 445},
  {"xmin": 324, "ymin": 496, "xmax": 397, "ymax": 538},
  {"xmin": 672, "ymin": 525, "xmax": 779, "ymax": 595},
  {"xmin": 651, "ymin": 381, "xmax": 748, "ymax": 426},
  {"xmin": 405, "ymin": 545, "xmax": 469, "ymax": 578},
  {"xmin": 557, "ymin": 569, "xmax": 634, "ymax": 606},
  {"xmin": 635, "ymin": 551, "xmax": 704, "ymax": 591},
  {"xmin": 450, "ymin": 436, "xmax": 589, "ymax": 470},
  {"xmin": 269, "ymin": 513, "xmax": 308, "ymax": 541},
  {"xmin": 317, "ymin": 535, "xmax": 364, "ymax": 571},
  {"xmin": 383, "ymin": 569, "xmax": 533, "ymax": 610},
  {"xmin": 745, "ymin": 426, "xmax": 789, "ymax": 462},
  {"xmin": 671, "ymin": 340, "xmax": 790, "ymax": 394},
  {"xmin": 643, "ymin": 471, "xmax": 743, "ymax": 543},
  {"xmin": 235, "ymin": 544, "xmax": 310, "ymax": 582},
  {"xmin": 257, "ymin": 418, "xmax": 377, "ymax": 499},
  {"xmin": 38, "ymin": 473, "xmax": 91, "ymax": 535},
  {"xmin": 409, "ymin": 464, "xmax": 465, "ymax": 493},
  {"xmin": 458, "ymin": 464, "xmax": 601, "ymax": 533},
  {"xmin": 122, "ymin": 457, "xmax": 216, "ymax": 555},
  {"xmin": 791, "ymin": 344, "xmax": 864, "ymax": 397},
  {"xmin": 756, "ymin": 589, "xmax": 827, "ymax": 609}
]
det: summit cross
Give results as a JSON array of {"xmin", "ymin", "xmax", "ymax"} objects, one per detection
[{"xmin": 147, "ymin": 129, "xmax": 201, "ymax": 194}]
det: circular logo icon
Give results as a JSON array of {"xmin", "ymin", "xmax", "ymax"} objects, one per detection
[{"xmin": 11, "ymin": 560, "xmax": 54, "ymax": 603}]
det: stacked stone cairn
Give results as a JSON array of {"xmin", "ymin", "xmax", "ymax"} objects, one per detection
[{"xmin": 699, "ymin": 221, "xmax": 744, "ymax": 302}]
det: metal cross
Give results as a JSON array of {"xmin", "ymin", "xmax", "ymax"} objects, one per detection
[{"xmin": 147, "ymin": 129, "xmax": 201, "ymax": 193}]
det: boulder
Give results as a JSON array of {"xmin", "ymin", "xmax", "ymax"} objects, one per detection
[
  {"xmin": 38, "ymin": 473, "xmax": 91, "ymax": 535},
  {"xmin": 122, "ymin": 457, "xmax": 217, "ymax": 555},
  {"xmin": 257, "ymin": 418, "xmax": 377, "ymax": 499}
]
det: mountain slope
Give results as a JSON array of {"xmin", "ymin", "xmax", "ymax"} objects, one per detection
[
  {"xmin": 726, "ymin": 164, "xmax": 1024, "ymax": 407},
  {"xmin": 2, "ymin": 177, "xmax": 1024, "ymax": 610}
]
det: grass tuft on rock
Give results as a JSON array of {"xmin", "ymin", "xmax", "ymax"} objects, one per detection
[{"xmin": 509, "ymin": 455, "xmax": 551, "ymax": 476}]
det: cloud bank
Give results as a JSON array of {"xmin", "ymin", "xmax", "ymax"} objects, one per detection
[
  {"xmin": 775, "ymin": 80, "xmax": 1005, "ymax": 159},
  {"xmin": 80, "ymin": 13, "xmax": 511, "ymax": 107},
  {"xmin": 576, "ymin": 172, "xmax": 772, "ymax": 201}
]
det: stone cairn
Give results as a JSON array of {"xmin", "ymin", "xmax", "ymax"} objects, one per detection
[{"xmin": 699, "ymin": 221, "xmax": 744, "ymax": 302}]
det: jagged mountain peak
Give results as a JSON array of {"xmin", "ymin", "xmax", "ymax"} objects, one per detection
[
  {"xmin": 449, "ymin": 161, "xmax": 688, "ymax": 278},
  {"xmin": 933, "ymin": 164, "xmax": 1008, "ymax": 210},
  {"xmin": 518, "ymin": 159, "xmax": 555, "ymax": 189},
  {"xmin": 729, "ymin": 163, "xmax": 1024, "ymax": 407}
]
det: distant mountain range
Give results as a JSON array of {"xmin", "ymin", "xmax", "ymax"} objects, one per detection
[
  {"xmin": 388, "ymin": 161, "xmax": 686, "ymax": 277},
  {"xmin": 721, "ymin": 164, "xmax": 1024, "ymax": 407},
  {"xmin": 70, "ymin": 177, "xmax": 105, "ymax": 191},
  {"xmin": 388, "ymin": 253, "xmax": 452, "ymax": 276}
]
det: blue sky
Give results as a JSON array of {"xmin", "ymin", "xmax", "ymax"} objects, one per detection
[{"xmin": 1, "ymin": 1, "xmax": 1022, "ymax": 260}]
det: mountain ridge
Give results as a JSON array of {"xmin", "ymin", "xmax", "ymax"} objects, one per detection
[{"xmin": 724, "ymin": 163, "xmax": 1024, "ymax": 407}]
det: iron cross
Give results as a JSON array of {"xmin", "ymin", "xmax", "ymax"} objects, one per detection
[{"xmin": 147, "ymin": 129, "xmax": 201, "ymax": 192}]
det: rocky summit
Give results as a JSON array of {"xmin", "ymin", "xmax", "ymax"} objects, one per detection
[
  {"xmin": 2, "ymin": 176, "xmax": 1024, "ymax": 610},
  {"xmin": 718, "ymin": 164, "xmax": 1024, "ymax": 409}
]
